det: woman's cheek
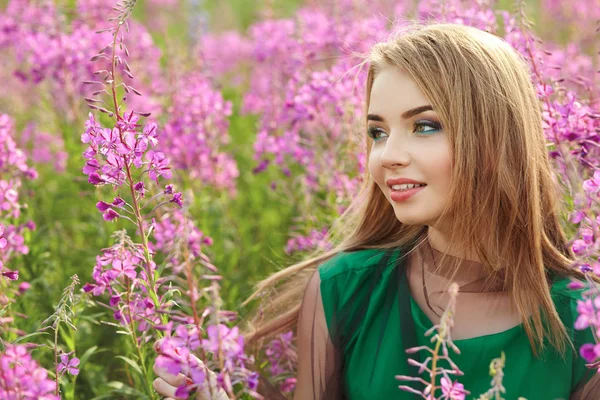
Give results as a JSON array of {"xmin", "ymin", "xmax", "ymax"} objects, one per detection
[{"xmin": 367, "ymin": 150, "xmax": 383, "ymax": 184}]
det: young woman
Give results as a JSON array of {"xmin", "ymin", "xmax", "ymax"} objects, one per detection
[{"xmin": 154, "ymin": 23, "xmax": 600, "ymax": 399}]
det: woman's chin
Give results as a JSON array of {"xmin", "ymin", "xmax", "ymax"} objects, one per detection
[{"xmin": 391, "ymin": 209, "xmax": 428, "ymax": 226}]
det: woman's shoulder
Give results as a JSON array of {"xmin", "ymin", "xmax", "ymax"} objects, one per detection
[
  {"xmin": 549, "ymin": 274, "xmax": 595, "ymax": 349},
  {"xmin": 317, "ymin": 247, "xmax": 395, "ymax": 282},
  {"xmin": 549, "ymin": 274, "xmax": 586, "ymax": 322},
  {"xmin": 550, "ymin": 274, "xmax": 587, "ymax": 304}
]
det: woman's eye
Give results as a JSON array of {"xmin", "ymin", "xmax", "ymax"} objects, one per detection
[
  {"xmin": 414, "ymin": 120, "xmax": 442, "ymax": 135},
  {"xmin": 367, "ymin": 127, "xmax": 387, "ymax": 141},
  {"xmin": 367, "ymin": 120, "xmax": 442, "ymax": 141}
]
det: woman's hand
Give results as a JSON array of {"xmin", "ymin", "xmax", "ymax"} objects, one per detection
[{"xmin": 152, "ymin": 340, "xmax": 230, "ymax": 400}]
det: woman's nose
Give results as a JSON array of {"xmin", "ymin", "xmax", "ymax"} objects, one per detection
[{"xmin": 379, "ymin": 134, "xmax": 411, "ymax": 169}]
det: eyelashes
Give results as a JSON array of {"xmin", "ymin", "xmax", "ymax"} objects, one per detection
[{"xmin": 367, "ymin": 119, "xmax": 442, "ymax": 141}]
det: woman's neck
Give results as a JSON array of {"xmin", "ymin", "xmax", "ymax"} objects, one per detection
[
  {"xmin": 426, "ymin": 226, "xmax": 481, "ymax": 263},
  {"xmin": 420, "ymin": 227, "xmax": 499, "ymax": 288}
]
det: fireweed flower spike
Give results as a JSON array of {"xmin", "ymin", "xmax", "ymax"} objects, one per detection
[
  {"xmin": 146, "ymin": 201, "xmax": 261, "ymax": 398},
  {"xmin": 81, "ymin": 2, "xmax": 261, "ymax": 399},
  {"xmin": 396, "ymin": 282, "xmax": 470, "ymax": 400},
  {"xmin": 0, "ymin": 113, "xmax": 37, "ymax": 366},
  {"xmin": 0, "ymin": 344, "xmax": 59, "ymax": 400},
  {"xmin": 82, "ymin": 0, "xmax": 183, "ymax": 310},
  {"xmin": 79, "ymin": 1, "xmax": 187, "ymax": 399},
  {"xmin": 572, "ymin": 266, "xmax": 600, "ymax": 370},
  {"xmin": 38, "ymin": 275, "xmax": 80, "ymax": 397},
  {"xmin": 475, "ymin": 352, "xmax": 507, "ymax": 400},
  {"xmin": 263, "ymin": 331, "xmax": 298, "ymax": 393}
]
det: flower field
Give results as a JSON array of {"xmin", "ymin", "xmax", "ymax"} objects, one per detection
[{"xmin": 1, "ymin": 0, "xmax": 600, "ymax": 398}]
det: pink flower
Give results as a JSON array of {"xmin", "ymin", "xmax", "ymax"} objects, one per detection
[
  {"xmin": 440, "ymin": 376, "xmax": 467, "ymax": 400},
  {"xmin": 103, "ymin": 209, "xmax": 119, "ymax": 221},
  {"xmin": 57, "ymin": 353, "xmax": 80, "ymax": 376},
  {"xmin": 18, "ymin": 281, "xmax": 31, "ymax": 293},
  {"xmin": 583, "ymin": 170, "xmax": 600, "ymax": 196},
  {"xmin": 580, "ymin": 343, "xmax": 600, "ymax": 363},
  {"xmin": 2, "ymin": 270, "xmax": 18, "ymax": 280}
]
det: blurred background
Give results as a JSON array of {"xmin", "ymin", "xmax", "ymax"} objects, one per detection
[{"xmin": 1, "ymin": 0, "xmax": 599, "ymax": 398}]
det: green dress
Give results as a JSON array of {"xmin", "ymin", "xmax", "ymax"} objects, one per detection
[{"xmin": 317, "ymin": 247, "xmax": 596, "ymax": 399}]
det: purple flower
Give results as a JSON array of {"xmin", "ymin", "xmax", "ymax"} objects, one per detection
[
  {"xmin": 174, "ymin": 324, "xmax": 201, "ymax": 351},
  {"xmin": 2, "ymin": 270, "xmax": 18, "ymax": 280},
  {"xmin": 265, "ymin": 331, "xmax": 297, "ymax": 377},
  {"xmin": 247, "ymin": 371, "xmax": 259, "ymax": 390},
  {"xmin": 103, "ymin": 209, "xmax": 120, "ymax": 221},
  {"xmin": 112, "ymin": 197, "xmax": 126, "ymax": 207},
  {"xmin": 572, "ymin": 240, "xmax": 590, "ymax": 256},
  {"xmin": 570, "ymin": 210, "xmax": 586, "ymax": 224},
  {"xmin": 175, "ymin": 385, "xmax": 192, "ymax": 399},
  {"xmin": 441, "ymin": 376, "xmax": 467, "ymax": 400},
  {"xmin": 202, "ymin": 324, "xmax": 244, "ymax": 360},
  {"xmin": 575, "ymin": 298, "xmax": 600, "ymax": 330},
  {"xmin": 116, "ymin": 111, "xmax": 140, "ymax": 132},
  {"xmin": 96, "ymin": 201, "xmax": 112, "ymax": 212},
  {"xmin": 252, "ymin": 159, "xmax": 270, "ymax": 174},
  {"xmin": 88, "ymin": 172, "xmax": 105, "ymax": 185},
  {"xmin": 18, "ymin": 281, "xmax": 31, "ymax": 293},
  {"xmin": 0, "ymin": 344, "xmax": 58, "ymax": 399},
  {"xmin": 112, "ymin": 259, "xmax": 137, "ymax": 280},
  {"xmin": 82, "ymin": 283, "xmax": 94, "ymax": 293},
  {"xmin": 58, "ymin": 353, "xmax": 80, "ymax": 376},
  {"xmin": 110, "ymin": 294, "xmax": 121, "ymax": 307},
  {"xmin": 579, "ymin": 263, "xmax": 593, "ymax": 274},
  {"xmin": 170, "ymin": 192, "xmax": 183, "ymax": 208},
  {"xmin": 580, "ymin": 343, "xmax": 600, "ymax": 363},
  {"xmin": 147, "ymin": 150, "xmax": 172, "ymax": 182},
  {"xmin": 568, "ymin": 280, "xmax": 586, "ymax": 290},
  {"xmin": 155, "ymin": 352, "xmax": 184, "ymax": 376},
  {"xmin": 583, "ymin": 170, "xmax": 600, "ymax": 196},
  {"xmin": 134, "ymin": 181, "xmax": 145, "ymax": 197},
  {"xmin": 164, "ymin": 184, "xmax": 174, "ymax": 194}
]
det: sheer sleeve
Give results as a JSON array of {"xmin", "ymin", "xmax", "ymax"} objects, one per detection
[
  {"xmin": 294, "ymin": 269, "xmax": 344, "ymax": 400},
  {"xmin": 570, "ymin": 372, "xmax": 600, "ymax": 399}
]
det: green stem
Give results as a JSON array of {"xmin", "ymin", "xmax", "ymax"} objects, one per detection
[
  {"xmin": 125, "ymin": 277, "xmax": 157, "ymax": 400},
  {"xmin": 54, "ymin": 321, "xmax": 61, "ymax": 397},
  {"xmin": 107, "ymin": 9, "xmax": 166, "ymax": 330},
  {"xmin": 428, "ymin": 338, "xmax": 442, "ymax": 396}
]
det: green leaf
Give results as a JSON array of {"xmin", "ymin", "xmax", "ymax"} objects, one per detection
[
  {"xmin": 59, "ymin": 328, "xmax": 75, "ymax": 350},
  {"xmin": 88, "ymin": 381, "xmax": 149, "ymax": 400},
  {"xmin": 78, "ymin": 313, "xmax": 107, "ymax": 326},
  {"xmin": 115, "ymin": 355, "xmax": 144, "ymax": 381},
  {"xmin": 12, "ymin": 331, "xmax": 51, "ymax": 344},
  {"xmin": 100, "ymin": 320, "xmax": 125, "ymax": 328},
  {"xmin": 77, "ymin": 345, "xmax": 106, "ymax": 369}
]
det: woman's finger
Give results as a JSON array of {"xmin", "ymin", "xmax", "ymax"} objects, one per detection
[
  {"xmin": 195, "ymin": 372, "xmax": 230, "ymax": 400},
  {"xmin": 153, "ymin": 362, "xmax": 187, "ymax": 387},
  {"xmin": 152, "ymin": 377, "xmax": 179, "ymax": 398}
]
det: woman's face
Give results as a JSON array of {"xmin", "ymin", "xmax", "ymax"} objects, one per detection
[{"xmin": 367, "ymin": 66, "xmax": 453, "ymax": 227}]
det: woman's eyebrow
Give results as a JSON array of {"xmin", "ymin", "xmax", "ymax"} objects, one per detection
[{"xmin": 367, "ymin": 105, "xmax": 434, "ymax": 122}]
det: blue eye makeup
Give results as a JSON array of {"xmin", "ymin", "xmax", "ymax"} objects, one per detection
[
  {"xmin": 414, "ymin": 119, "xmax": 442, "ymax": 134},
  {"xmin": 366, "ymin": 119, "xmax": 442, "ymax": 141}
]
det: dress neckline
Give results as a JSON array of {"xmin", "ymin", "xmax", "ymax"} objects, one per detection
[
  {"xmin": 394, "ymin": 246, "xmax": 524, "ymax": 344},
  {"xmin": 408, "ymin": 295, "xmax": 524, "ymax": 344}
]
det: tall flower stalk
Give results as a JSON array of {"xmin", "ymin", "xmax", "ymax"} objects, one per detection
[
  {"xmin": 40, "ymin": 275, "xmax": 80, "ymax": 397},
  {"xmin": 81, "ymin": 1, "xmax": 185, "ymax": 398},
  {"xmin": 475, "ymin": 352, "xmax": 507, "ymax": 400},
  {"xmin": 396, "ymin": 283, "xmax": 469, "ymax": 400}
]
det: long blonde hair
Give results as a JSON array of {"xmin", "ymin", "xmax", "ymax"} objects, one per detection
[{"xmin": 243, "ymin": 22, "xmax": 587, "ymax": 357}]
